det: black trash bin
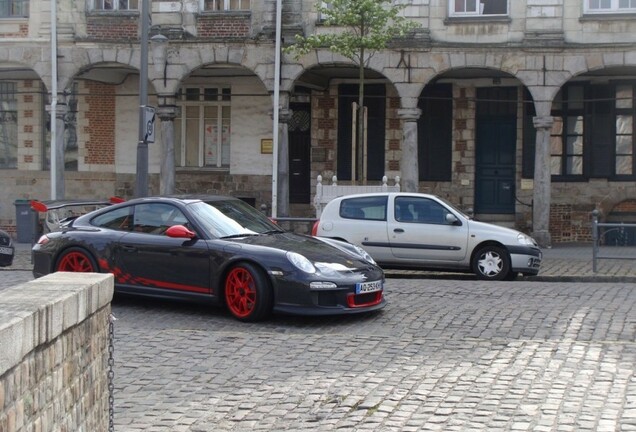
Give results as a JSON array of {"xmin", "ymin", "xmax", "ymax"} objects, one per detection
[{"xmin": 14, "ymin": 199, "xmax": 37, "ymax": 244}]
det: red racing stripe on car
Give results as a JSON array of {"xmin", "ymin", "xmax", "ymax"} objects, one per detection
[
  {"xmin": 98, "ymin": 258, "xmax": 208, "ymax": 293},
  {"xmin": 131, "ymin": 277, "xmax": 209, "ymax": 293}
]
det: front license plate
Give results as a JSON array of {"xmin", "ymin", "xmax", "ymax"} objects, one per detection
[
  {"xmin": 356, "ymin": 280, "xmax": 383, "ymax": 294},
  {"xmin": 0, "ymin": 247, "xmax": 12, "ymax": 255}
]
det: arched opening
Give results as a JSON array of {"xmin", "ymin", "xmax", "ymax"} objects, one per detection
[
  {"xmin": 417, "ymin": 68, "xmax": 530, "ymax": 223},
  {"xmin": 291, "ymin": 64, "xmax": 397, "ymax": 208}
]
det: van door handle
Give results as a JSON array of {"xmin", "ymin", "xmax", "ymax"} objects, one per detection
[{"xmin": 393, "ymin": 228, "xmax": 404, "ymax": 233}]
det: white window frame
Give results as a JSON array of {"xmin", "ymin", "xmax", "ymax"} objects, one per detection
[
  {"xmin": 176, "ymin": 86, "xmax": 232, "ymax": 169},
  {"xmin": 584, "ymin": 0, "xmax": 636, "ymax": 14},
  {"xmin": 92, "ymin": 0, "xmax": 138, "ymax": 11},
  {"xmin": 449, "ymin": 0, "xmax": 509, "ymax": 17},
  {"xmin": 0, "ymin": 0, "xmax": 29, "ymax": 17},
  {"xmin": 202, "ymin": 0, "xmax": 251, "ymax": 11},
  {"xmin": 319, "ymin": 1, "xmax": 334, "ymax": 21}
]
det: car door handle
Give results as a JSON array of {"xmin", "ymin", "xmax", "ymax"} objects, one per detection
[
  {"xmin": 393, "ymin": 228, "xmax": 405, "ymax": 233},
  {"xmin": 121, "ymin": 245, "xmax": 137, "ymax": 253}
]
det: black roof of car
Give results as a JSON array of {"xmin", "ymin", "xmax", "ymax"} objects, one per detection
[{"xmin": 123, "ymin": 195, "xmax": 243, "ymax": 205}]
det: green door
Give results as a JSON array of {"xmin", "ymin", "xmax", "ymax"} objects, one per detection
[
  {"xmin": 475, "ymin": 118, "xmax": 516, "ymax": 214},
  {"xmin": 289, "ymin": 102, "xmax": 311, "ymax": 204},
  {"xmin": 475, "ymin": 87, "xmax": 517, "ymax": 214}
]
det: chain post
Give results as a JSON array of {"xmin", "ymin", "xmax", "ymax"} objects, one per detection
[{"xmin": 108, "ymin": 313, "xmax": 117, "ymax": 432}]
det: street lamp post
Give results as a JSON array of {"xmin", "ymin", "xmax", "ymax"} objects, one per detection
[
  {"xmin": 135, "ymin": 0, "xmax": 150, "ymax": 197},
  {"xmin": 271, "ymin": 0, "xmax": 282, "ymax": 218}
]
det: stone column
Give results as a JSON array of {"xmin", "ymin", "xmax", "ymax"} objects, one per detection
[
  {"xmin": 277, "ymin": 108, "xmax": 292, "ymax": 217},
  {"xmin": 532, "ymin": 115, "xmax": 553, "ymax": 248},
  {"xmin": 156, "ymin": 102, "xmax": 180, "ymax": 195},
  {"xmin": 46, "ymin": 103, "xmax": 68, "ymax": 199},
  {"xmin": 397, "ymin": 108, "xmax": 422, "ymax": 192}
]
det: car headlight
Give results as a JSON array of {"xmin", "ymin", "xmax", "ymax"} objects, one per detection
[
  {"xmin": 286, "ymin": 251, "xmax": 316, "ymax": 274},
  {"xmin": 351, "ymin": 244, "xmax": 376, "ymax": 265},
  {"xmin": 517, "ymin": 233, "xmax": 537, "ymax": 247}
]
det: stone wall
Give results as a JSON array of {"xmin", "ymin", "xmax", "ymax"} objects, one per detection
[{"xmin": 0, "ymin": 273, "xmax": 114, "ymax": 432}]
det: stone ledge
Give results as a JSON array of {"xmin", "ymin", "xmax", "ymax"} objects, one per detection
[{"xmin": 0, "ymin": 272, "xmax": 114, "ymax": 377}]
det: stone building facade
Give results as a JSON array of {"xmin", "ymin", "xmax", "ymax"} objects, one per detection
[{"xmin": 0, "ymin": 0, "xmax": 635, "ymax": 246}]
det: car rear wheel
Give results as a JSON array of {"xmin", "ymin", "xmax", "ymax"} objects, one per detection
[
  {"xmin": 55, "ymin": 247, "xmax": 98, "ymax": 273},
  {"xmin": 472, "ymin": 245, "xmax": 511, "ymax": 281},
  {"xmin": 224, "ymin": 263, "xmax": 272, "ymax": 322}
]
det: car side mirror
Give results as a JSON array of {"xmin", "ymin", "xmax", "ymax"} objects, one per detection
[
  {"xmin": 445, "ymin": 213, "xmax": 460, "ymax": 225},
  {"xmin": 165, "ymin": 225, "xmax": 196, "ymax": 239}
]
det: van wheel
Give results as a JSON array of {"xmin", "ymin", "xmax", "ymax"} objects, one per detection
[{"xmin": 472, "ymin": 245, "xmax": 510, "ymax": 281}]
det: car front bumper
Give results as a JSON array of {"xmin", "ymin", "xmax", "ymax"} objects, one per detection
[
  {"xmin": 273, "ymin": 294, "xmax": 387, "ymax": 316},
  {"xmin": 509, "ymin": 246, "xmax": 542, "ymax": 275},
  {"xmin": 270, "ymin": 267, "xmax": 387, "ymax": 316}
]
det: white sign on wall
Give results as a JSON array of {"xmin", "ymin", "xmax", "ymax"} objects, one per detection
[{"xmin": 157, "ymin": 2, "xmax": 181, "ymax": 12}]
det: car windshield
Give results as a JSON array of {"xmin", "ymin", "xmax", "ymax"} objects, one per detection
[{"xmin": 188, "ymin": 200, "xmax": 284, "ymax": 238}]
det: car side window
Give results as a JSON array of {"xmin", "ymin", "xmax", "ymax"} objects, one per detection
[
  {"xmin": 91, "ymin": 206, "xmax": 133, "ymax": 231},
  {"xmin": 395, "ymin": 197, "xmax": 449, "ymax": 225},
  {"xmin": 132, "ymin": 203, "xmax": 188, "ymax": 235},
  {"xmin": 339, "ymin": 196, "xmax": 387, "ymax": 221}
]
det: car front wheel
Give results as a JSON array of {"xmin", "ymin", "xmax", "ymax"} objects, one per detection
[
  {"xmin": 472, "ymin": 245, "xmax": 511, "ymax": 281},
  {"xmin": 224, "ymin": 263, "xmax": 273, "ymax": 322}
]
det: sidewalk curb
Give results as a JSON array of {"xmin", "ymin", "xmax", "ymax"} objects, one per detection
[{"xmin": 384, "ymin": 273, "xmax": 636, "ymax": 283}]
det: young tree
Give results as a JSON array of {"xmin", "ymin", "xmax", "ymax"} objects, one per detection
[{"xmin": 285, "ymin": 0, "xmax": 419, "ymax": 182}]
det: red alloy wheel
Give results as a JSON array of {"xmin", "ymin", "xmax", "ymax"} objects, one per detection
[
  {"xmin": 56, "ymin": 249, "xmax": 97, "ymax": 272},
  {"xmin": 225, "ymin": 267, "xmax": 257, "ymax": 318}
]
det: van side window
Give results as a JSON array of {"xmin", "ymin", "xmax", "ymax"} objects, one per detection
[
  {"xmin": 339, "ymin": 196, "xmax": 387, "ymax": 221},
  {"xmin": 395, "ymin": 197, "xmax": 448, "ymax": 225}
]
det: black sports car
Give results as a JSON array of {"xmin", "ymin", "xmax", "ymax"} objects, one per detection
[
  {"xmin": 32, "ymin": 196, "xmax": 385, "ymax": 321},
  {"xmin": 0, "ymin": 229, "xmax": 15, "ymax": 267}
]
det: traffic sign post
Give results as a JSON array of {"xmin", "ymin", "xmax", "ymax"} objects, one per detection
[{"xmin": 143, "ymin": 106, "xmax": 156, "ymax": 143}]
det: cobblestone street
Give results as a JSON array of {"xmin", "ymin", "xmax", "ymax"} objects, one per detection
[
  {"xmin": 109, "ymin": 279, "xmax": 636, "ymax": 431},
  {"xmin": 2, "ymin": 245, "xmax": 636, "ymax": 431}
]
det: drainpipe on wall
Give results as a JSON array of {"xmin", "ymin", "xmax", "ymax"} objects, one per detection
[
  {"xmin": 271, "ymin": 0, "xmax": 282, "ymax": 218},
  {"xmin": 50, "ymin": 0, "xmax": 58, "ymax": 200}
]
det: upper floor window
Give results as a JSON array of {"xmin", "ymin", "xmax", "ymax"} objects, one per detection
[
  {"xmin": 0, "ymin": 82, "xmax": 17, "ymax": 169},
  {"xmin": 450, "ymin": 0, "xmax": 508, "ymax": 16},
  {"xmin": 0, "ymin": 0, "xmax": 29, "ymax": 18},
  {"xmin": 585, "ymin": 0, "xmax": 636, "ymax": 13},
  {"xmin": 203, "ymin": 0, "xmax": 250, "ymax": 11},
  {"xmin": 93, "ymin": 0, "xmax": 138, "ymax": 11},
  {"xmin": 319, "ymin": 1, "xmax": 333, "ymax": 21}
]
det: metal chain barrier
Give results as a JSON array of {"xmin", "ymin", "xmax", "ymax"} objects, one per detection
[{"xmin": 108, "ymin": 313, "xmax": 117, "ymax": 432}]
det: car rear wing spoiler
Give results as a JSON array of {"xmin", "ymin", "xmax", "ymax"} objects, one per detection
[{"xmin": 30, "ymin": 196, "xmax": 125, "ymax": 213}]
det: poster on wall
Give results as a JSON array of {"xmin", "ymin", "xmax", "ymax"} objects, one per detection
[
  {"xmin": 205, "ymin": 124, "xmax": 217, "ymax": 166},
  {"xmin": 221, "ymin": 124, "xmax": 230, "ymax": 166}
]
